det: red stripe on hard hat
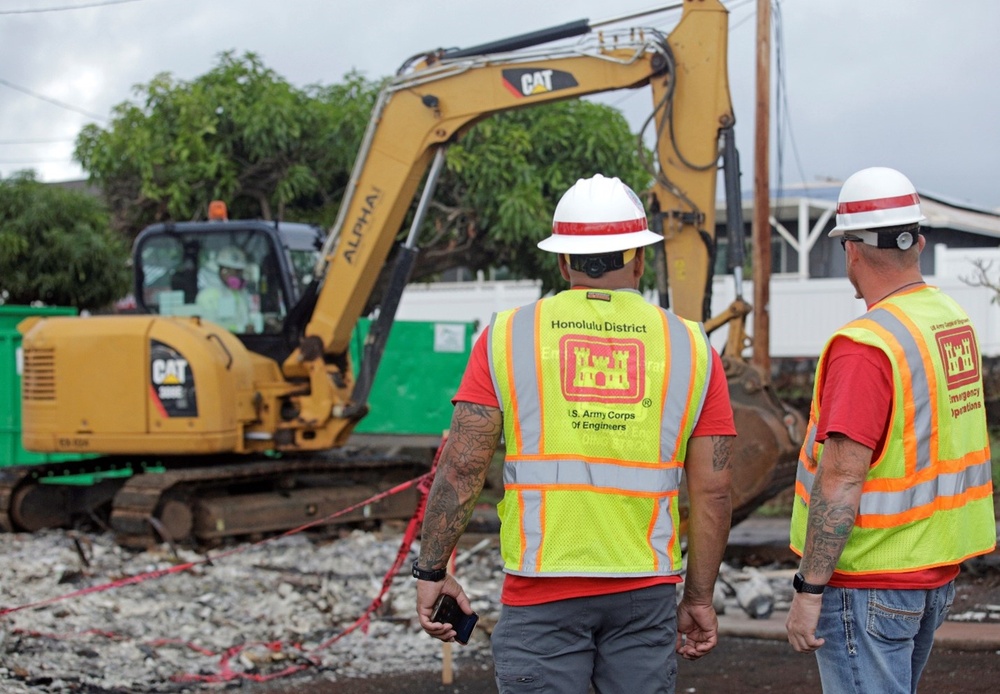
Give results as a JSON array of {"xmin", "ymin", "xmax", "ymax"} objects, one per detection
[
  {"xmin": 553, "ymin": 218, "xmax": 648, "ymax": 236},
  {"xmin": 838, "ymin": 192, "xmax": 920, "ymax": 215}
]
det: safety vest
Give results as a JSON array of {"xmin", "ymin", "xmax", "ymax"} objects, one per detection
[
  {"xmin": 790, "ymin": 286, "xmax": 996, "ymax": 574},
  {"xmin": 488, "ymin": 289, "xmax": 711, "ymax": 577}
]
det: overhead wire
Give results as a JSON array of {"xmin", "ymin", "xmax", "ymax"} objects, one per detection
[
  {"xmin": 0, "ymin": 77, "xmax": 105, "ymax": 120},
  {"xmin": 0, "ymin": 0, "xmax": 147, "ymax": 15},
  {"xmin": 772, "ymin": 0, "xmax": 809, "ymax": 197}
]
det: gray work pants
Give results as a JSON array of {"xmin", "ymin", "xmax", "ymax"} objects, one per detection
[{"xmin": 492, "ymin": 583, "xmax": 678, "ymax": 694}]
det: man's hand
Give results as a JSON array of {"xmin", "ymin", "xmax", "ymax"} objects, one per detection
[
  {"xmin": 675, "ymin": 598, "xmax": 719, "ymax": 660},
  {"xmin": 416, "ymin": 575, "xmax": 474, "ymax": 643},
  {"xmin": 785, "ymin": 592, "xmax": 825, "ymax": 653}
]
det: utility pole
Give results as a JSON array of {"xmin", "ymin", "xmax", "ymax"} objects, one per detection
[{"xmin": 752, "ymin": 0, "xmax": 772, "ymax": 377}]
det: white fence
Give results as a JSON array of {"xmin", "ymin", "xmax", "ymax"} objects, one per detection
[{"xmin": 394, "ymin": 246, "xmax": 1000, "ymax": 358}]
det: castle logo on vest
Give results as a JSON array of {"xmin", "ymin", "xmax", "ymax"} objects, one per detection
[
  {"xmin": 936, "ymin": 325, "xmax": 980, "ymax": 389},
  {"xmin": 559, "ymin": 334, "xmax": 644, "ymax": 404}
]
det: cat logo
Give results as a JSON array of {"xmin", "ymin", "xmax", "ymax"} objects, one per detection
[
  {"xmin": 152, "ymin": 358, "xmax": 188, "ymax": 385},
  {"xmin": 502, "ymin": 68, "xmax": 579, "ymax": 98},
  {"xmin": 149, "ymin": 340, "xmax": 198, "ymax": 417}
]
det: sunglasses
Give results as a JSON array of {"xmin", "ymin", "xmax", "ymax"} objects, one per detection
[{"xmin": 840, "ymin": 236, "xmax": 863, "ymax": 250}]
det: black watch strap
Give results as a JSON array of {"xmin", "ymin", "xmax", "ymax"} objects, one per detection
[
  {"xmin": 793, "ymin": 572, "xmax": 826, "ymax": 595},
  {"xmin": 412, "ymin": 560, "xmax": 447, "ymax": 582}
]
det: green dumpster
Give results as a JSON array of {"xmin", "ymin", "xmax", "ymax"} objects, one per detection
[
  {"xmin": 350, "ymin": 319, "xmax": 475, "ymax": 436},
  {"xmin": 0, "ymin": 305, "xmax": 93, "ymax": 467}
]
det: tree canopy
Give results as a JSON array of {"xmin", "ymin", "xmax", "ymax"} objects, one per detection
[
  {"xmin": 75, "ymin": 51, "xmax": 653, "ymax": 294},
  {"xmin": 0, "ymin": 172, "xmax": 131, "ymax": 309}
]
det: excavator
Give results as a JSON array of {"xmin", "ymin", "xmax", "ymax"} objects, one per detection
[{"xmin": 2, "ymin": 0, "xmax": 804, "ymax": 547}]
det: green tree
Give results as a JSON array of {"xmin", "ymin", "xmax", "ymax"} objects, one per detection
[
  {"xmin": 75, "ymin": 52, "xmax": 381, "ymax": 235},
  {"xmin": 0, "ymin": 172, "xmax": 131, "ymax": 309},
  {"xmin": 74, "ymin": 53, "xmax": 651, "ymax": 292},
  {"xmin": 428, "ymin": 100, "xmax": 652, "ymax": 293}
]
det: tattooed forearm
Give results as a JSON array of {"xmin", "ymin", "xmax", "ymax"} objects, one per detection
[
  {"xmin": 418, "ymin": 402, "xmax": 502, "ymax": 569},
  {"xmin": 712, "ymin": 435, "xmax": 734, "ymax": 472},
  {"xmin": 799, "ymin": 435, "xmax": 870, "ymax": 580},
  {"xmin": 800, "ymin": 494, "xmax": 858, "ymax": 577}
]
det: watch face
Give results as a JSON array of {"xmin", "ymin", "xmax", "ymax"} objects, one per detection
[{"xmin": 793, "ymin": 572, "xmax": 824, "ymax": 594}]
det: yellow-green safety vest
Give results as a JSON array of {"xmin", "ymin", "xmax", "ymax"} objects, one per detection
[
  {"xmin": 489, "ymin": 288, "xmax": 711, "ymax": 577},
  {"xmin": 790, "ymin": 286, "xmax": 996, "ymax": 574}
]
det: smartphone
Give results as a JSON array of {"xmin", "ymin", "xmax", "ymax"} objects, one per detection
[{"xmin": 431, "ymin": 593, "xmax": 479, "ymax": 645}]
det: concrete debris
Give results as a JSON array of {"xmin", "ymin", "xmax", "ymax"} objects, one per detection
[{"xmin": 0, "ymin": 527, "xmax": 992, "ymax": 692}]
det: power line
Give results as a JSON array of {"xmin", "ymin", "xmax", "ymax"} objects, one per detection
[
  {"xmin": 772, "ymin": 0, "xmax": 809, "ymax": 195},
  {"xmin": 0, "ymin": 77, "xmax": 106, "ymax": 120},
  {"xmin": 0, "ymin": 0, "xmax": 146, "ymax": 15}
]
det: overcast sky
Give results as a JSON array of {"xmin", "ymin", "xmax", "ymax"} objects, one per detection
[{"xmin": 1, "ymin": 0, "xmax": 997, "ymax": 210}]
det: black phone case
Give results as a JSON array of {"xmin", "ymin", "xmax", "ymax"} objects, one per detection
[{"xmin": 432, "ymin": 594, "xmax": 479, "ymax": 644}]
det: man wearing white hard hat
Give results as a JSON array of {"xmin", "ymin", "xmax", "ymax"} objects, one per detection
[
  {"xmin": 786, "ymin": 167, "xmax": 996, "ymax": 692},
  {"xmin": 415, "ymin": 174, "xmax": 736, "ymax": 693}
]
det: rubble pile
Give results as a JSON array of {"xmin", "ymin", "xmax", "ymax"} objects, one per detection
[
  {"xmin": 0, "ymin": 528, "xmax": 499, "ymax": 693},
  {"xmin": 1, "ymin": 525, "xmax": 996, "ymax": 693}
]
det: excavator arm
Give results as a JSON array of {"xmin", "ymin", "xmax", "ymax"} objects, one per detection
[{"xmin": 283, "ymin": 0, "xmax": 739, "ymax": 447}]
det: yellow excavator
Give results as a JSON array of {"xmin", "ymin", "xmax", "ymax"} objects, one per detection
[{"xmin": 4, "ymin": 0, "xmax": 804, "ymax": 547}]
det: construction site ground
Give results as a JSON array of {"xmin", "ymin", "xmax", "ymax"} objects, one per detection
[{"xmin": 247, "ymin": 514, "xmax": 1000, "ymax": 694}]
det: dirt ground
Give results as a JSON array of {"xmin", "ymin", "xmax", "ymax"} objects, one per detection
[
  {"xmin": 245, "ymin": 551, "xmax": 1000, "ymax": 694},
  {"xmin": 246, "ymin": 637, "xmax": 999, "ymax": 694}
]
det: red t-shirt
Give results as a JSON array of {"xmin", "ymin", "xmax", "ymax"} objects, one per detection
[
  {"xmin": 454, "ymin": 325, "xmax": 737, "ymax": 605},
  {"xmin": 814, "ymin": 336, "xmax": 959, "ymax": 589}
]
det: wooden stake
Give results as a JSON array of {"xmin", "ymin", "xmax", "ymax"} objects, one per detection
[{"xmin": 441, "ymin": 549, "xmax": 457, "ymax": 685}]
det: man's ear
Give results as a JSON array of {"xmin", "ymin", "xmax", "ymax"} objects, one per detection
[
  {"xmin": 559, "ymin": 254, "xmax": 572, "ymax": 282},
  {"xmin": 632, "ymin": 249, "xmax": 645, "ymax": 284}
]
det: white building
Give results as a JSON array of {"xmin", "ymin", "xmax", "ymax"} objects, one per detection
[{"xmin": 393, "ymin": 185, "xmax": 1000, "ymax": 358}]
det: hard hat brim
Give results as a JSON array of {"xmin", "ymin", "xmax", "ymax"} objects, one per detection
[
  {"xmin": 830, "ymin": 212, "xmax": 926, "ymax": 237},
  {"xmin": 537, "ymin": 228, "xmax": 664, "ymax": 254}
]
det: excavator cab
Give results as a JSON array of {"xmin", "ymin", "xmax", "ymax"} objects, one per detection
[{"xmin": 131, "ymin": 207, "xmax": 325, "ymax": 363}]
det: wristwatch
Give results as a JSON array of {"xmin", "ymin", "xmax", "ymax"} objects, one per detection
[
  {"xmin": 793, "ymin": 572, "xmax": 826, "ymax": 595},
  {"xmin": 411, "ymin": 560, "xmax": 447, "ymax": 582}
]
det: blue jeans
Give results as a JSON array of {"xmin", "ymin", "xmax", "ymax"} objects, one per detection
[
  {"xmin": 814, "ymin": 582, "xmax": 956, "ymax": 694},
  {"xmin": 492, "ymin": 584, "xmax": 678, "ymax": 694}
]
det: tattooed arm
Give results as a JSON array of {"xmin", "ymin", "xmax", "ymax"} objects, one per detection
[
  {"xmin": 676, "ymin": 434, "xmax": 733, "ymax": 660},
  {"xmin": 786, "ymin": 433, "xmax": 872, "ymax": 653},
  {"xmin": 419, "ymin": 401, "xmax": 503, "ymax": 568},
  {"xmin": 416, "ymin": 401, "xmax": 502, "ymax": 641}
]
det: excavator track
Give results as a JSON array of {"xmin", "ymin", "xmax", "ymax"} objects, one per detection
[{"xmin": 0, "ymin": 451, "xmax": 428, "ymax": 549}]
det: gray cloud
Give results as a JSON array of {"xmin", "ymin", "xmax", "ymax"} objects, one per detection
[{"xmin": 1, "ymin": 0, "xmax": 996, "ymax": 209}]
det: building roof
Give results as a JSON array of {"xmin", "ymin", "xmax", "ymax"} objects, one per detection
[{"xmin": 720, "ymin": 183, "xmax": 1000, "ymax": 240}]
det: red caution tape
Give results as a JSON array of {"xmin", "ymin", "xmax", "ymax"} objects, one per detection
[{"xmin": 1, "ymin": 435, "xmax": 448, "ymax": 686}]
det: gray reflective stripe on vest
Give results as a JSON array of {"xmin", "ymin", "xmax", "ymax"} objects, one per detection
[
  {"xmin": 487, "ymin": 311, "xmax": 504, "ymax": 414},
  {"xmin": 507, "ymin": 305, "xmax": 542, "ymax": 452},
  {"xmin": 796, "ymin": 456, "xmax": 991, "ymax": 518},
  {"xmin": 866, "ymin": 307, "xmax": 934, "ymax": 472},
  {"xmin": 519, "ymin": 489, "xmax": 544, "ymax": 572},
  {"xmin": 504, "ymin": 457, "xmax": 684, "ymax": 492},
  {"xmin": 859, "ymin": 458, "xmax": 993, "ymax": 516},
  {"xmin": 659, "ymin": 317, "xmax": 709, "ymax": 460}
]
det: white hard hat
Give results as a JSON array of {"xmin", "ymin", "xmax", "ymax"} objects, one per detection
[
  {"xmin": 216, "ymin": 246, "xmax": 247, "ymax": 270},
  {"xmin": 829, "ymin": 166, "xmax": 926, "ymax": 237},
  {"xmin": 538, "ymin": 174, "xmax": 663, "ymax": 254}
]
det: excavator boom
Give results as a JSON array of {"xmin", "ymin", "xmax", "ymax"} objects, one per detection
[{"xmin": 9, "ymin": 0, "xmax": 804, "ymax": 545}]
